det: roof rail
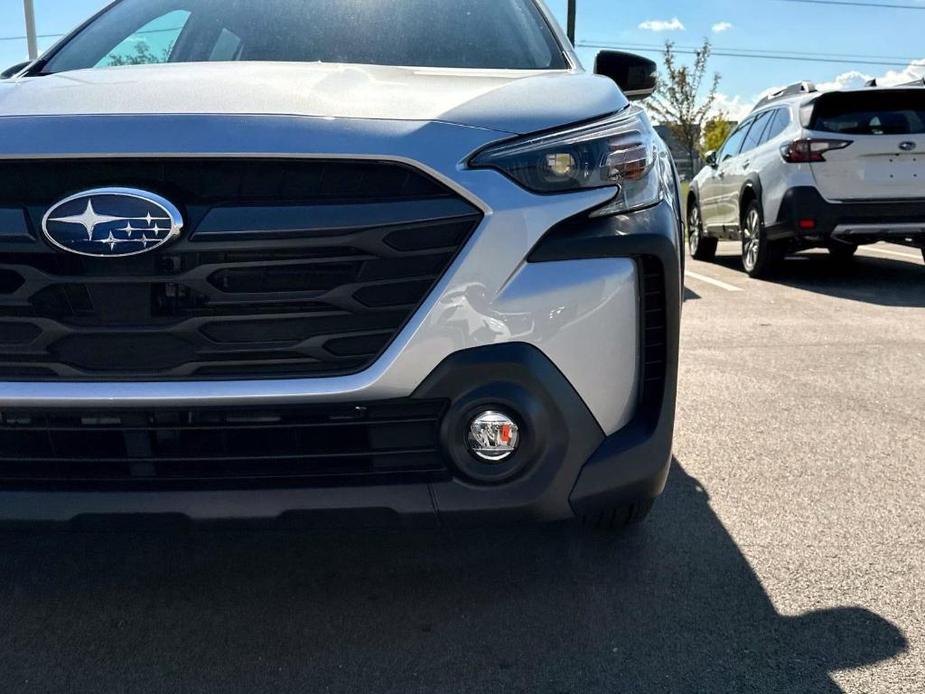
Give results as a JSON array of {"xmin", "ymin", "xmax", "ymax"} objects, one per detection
[
  {"xmin": 870, "ymin": 77, "xmax": 924, "ymax": 88},
  {"xmin": 751, "ymin": 81, "xmax": 818, "ymax": 112}
]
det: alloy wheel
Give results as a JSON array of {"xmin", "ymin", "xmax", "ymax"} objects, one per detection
[
  {"xmin": 743, "ymin": 208, "xmax": 762, "ymax": 273},
  {"xmin": 688, "ymin": 206, "xmax": 702, "ymax": 255}
]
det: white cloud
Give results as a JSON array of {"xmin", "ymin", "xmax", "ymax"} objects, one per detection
[
  {"xmin": 871, "ymin": 59, "xmax": 925, "ymax": 86},
  {"xmin": 639, "ymin": 18, "xmax": 686, "ymax": 32},
  {"xmin": 815, "ymin": 70, "xmax": 874, "ymax": 92},
  {"xmin": 764, "ymin": 61, "xmax": 925, "ymax": 95},
  {"xmin": 711, "ymin": 58, "xmax": 925, "ymax": 122},
  {"xmin": 711, "ymin": 22, "xmax": 733, "ymax": 33},
  {"xmin": 709, "ymin": 93, "xmax": 754, "ymax": 122}
]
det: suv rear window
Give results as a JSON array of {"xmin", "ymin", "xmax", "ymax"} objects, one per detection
[
  {"xmin": 42, "ymin": 0, "xmax": 567, "ymax": 74},
  {"xmin": 811, "ymin": 90, "xmax": 925, "ymax": 135}
]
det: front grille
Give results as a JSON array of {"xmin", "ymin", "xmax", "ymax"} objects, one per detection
[
  {"xmin": 0, "ymin": 159, "xmax": 482, "ymax": 380},
  {"xmin": 0, "ymin": 399, "xmax": 450, "ymax": 491}
]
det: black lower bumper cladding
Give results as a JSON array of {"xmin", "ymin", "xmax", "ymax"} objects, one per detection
[
  {"xmin": 0, "ymin": 400, "xmax": 452, "ymax": 492},
  {"xmin": 528, "ymin": 200, "xmax": 682, "ymax": 518},
  {"xmin": 0, "ymin": 343, "xmax": 607, "ymax": 525},
  {"xmin": 768, "ymin": 186, "xmax": 925, "ymax": 243}
]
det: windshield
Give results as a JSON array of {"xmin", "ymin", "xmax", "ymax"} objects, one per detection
[{"xmin": 40, "ymin": 0, "xmax": 567, "ymax": 74}]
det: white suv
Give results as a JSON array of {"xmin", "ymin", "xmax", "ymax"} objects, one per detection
[{"xmin": 688, "ymin": 81, "xmax": 925, "ymax": 276}]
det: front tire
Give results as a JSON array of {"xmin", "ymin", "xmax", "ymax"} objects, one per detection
[
  {"xmin": 688, "ymin": 202, "xmax": 717, "ymax": 261},
  {"xmin": 582, "ymin": 499, "xmax": 655, "ymax": 532},
  {"xmin": 741, "ymin": 202, "xmax": 780, "ymax": 278},
  {"xmin": 829, "ymin": 243, "xmax": 858, "ymax": 261}
]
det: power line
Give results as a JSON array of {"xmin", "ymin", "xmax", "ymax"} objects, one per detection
[
  {"xmin": 774, "ymin": 0, "xmax": 925, "ymax": 9},
  {"xmin": 0, "ymin": 31, "xmax": 63, "ymax": 43},
  {"xmin": 0, "ymin": 24, "xmax": 188, "ymax": 44},
  {"xmin": 577, "ymin": 42, "xmax": 917, "ymax": 68},
  {"xmin": 605, "ymin": 41, "xmax": 921, "ymax": 64}
]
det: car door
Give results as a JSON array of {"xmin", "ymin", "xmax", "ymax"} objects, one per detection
[
  {"xmin": 723, "ymin": 110, "xmax": 773, "ymax": 228},
  {"xmin": 695, "ymin": 156, "xmax": 723, "ymax": 230},
  {"xmin": 699, "ymin": 119, "xmax": 749, "ymax": 230},
  {"xmin": 712, "ymin": 118, "xmax": 754, "ymax": 228}
]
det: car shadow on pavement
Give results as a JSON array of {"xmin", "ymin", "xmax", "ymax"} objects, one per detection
[
  {"xmin": 711, "ymin": 250, "xmax": 925, "ymax": 307},
  {"xmin": 0, "ymin": 460, "xmax": 907, "ymax": 694}
]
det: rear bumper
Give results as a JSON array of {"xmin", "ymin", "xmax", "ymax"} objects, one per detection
[
  {"xmin": 0, "ymin": 205, "xmax": 682, "ymax": 527},
  {"xmin": 767, "ymin": 186, "xmax": 925, "ymax": 245}
]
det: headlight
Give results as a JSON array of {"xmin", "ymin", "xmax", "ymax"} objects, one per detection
[{"xmin": 470, "ymin": 107, "xmax": 664, "ymax": 214}]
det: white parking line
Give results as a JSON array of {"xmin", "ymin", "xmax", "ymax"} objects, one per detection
[
  {"xmin": 685, "ymin": 271, "xmax": 743, "ymax": 292},
  {"xmin": 861, "ymin": 246, "xmax": 922, "ymax": 261}
]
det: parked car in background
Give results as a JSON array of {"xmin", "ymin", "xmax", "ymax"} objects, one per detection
[
  {"xmin": 687, "ymin": 80, "xmax": 925, "ymax": 276},
  {"xmin": 0, "ymin": 0, "xmax": 683, "ymax": 530}
]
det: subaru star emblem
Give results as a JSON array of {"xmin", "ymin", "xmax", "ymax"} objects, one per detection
[
  {"xmin": 899, "ymin": 141, "xmax": 917, "ymax": 152},
  {"xmin": 42, "ymin": 188, "xmax": 183, "ymax": 258}
]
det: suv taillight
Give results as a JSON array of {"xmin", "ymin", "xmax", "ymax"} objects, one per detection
[{"xmin": 780, "ymin": 138, "xmax": 853, "ymax": 163}]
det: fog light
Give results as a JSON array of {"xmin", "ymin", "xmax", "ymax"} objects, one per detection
[{"xmin": 467, "ymin": 411, "xmax": 520, "ymax": 462}]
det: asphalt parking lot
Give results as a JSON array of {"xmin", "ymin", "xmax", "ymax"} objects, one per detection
[{"xmin": 0, "ymin": 242, "xmax": 922, "ymax": 693}]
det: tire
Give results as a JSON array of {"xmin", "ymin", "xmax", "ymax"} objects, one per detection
[
  {"xmin": 828, "ymin": 243, "xmax": 858, "ymax": 261},
  {"xmin": 741, "ymin": 201, "xmax": 781, "ymax": 278},
  {"xmin": 688, "ymin": 201, "xmax": 718, "ymax": 261},
  {"xmin": 582, "ymin": 499, "xmax": 655, "ymax": 532}
]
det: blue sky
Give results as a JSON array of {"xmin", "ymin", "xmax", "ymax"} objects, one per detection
[{"xmin": 2, "ymin": 0, "xmax": 923, "ymax": 118}]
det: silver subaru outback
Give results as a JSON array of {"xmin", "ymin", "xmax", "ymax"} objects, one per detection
[{"xmin": 0, "ymin": 0, "xmax": 682, "ymax": 530}]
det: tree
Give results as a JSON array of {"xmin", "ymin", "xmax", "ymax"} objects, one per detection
[
  {"xmin": 107, "ymin": 41, "xmax": 172, "ymax": 67},
  {"xmin": 646, "ymin": 40, "xmax": 721, "ymax": 171},
  {"xmin": 702, "ymin": 116, "xmax": 734, "ymax": 155}
]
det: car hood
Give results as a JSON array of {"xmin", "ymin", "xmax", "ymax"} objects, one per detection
[{"xmin": 0, "ymin": 62, "xmax": 626, "ymax": 135}]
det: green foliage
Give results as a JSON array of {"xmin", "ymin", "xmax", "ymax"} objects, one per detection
[
  {"xmin": 702, "ymin": 117, "xmax": 734, "ymax": 155},
  {"xmin": 107, "ymin": 41, "xmax": 171, "ymax": 67}
]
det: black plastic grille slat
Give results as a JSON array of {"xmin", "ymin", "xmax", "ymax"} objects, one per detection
[
  {"xmin": 0, "ymin": 399, "xmax": 450, "ymax": 491},
  {"xmin": 0, "ymin": 269, "xmax": 23, "ymax": 293},
  {"xmin": 0, "ymin": 160, "xmax": 451, "ymax": 206},
  {"xmin": 0, "ymin": 159, "xmax": 482, "ymax": 380},
  {"xmin": 640, "ymin": 257, "xmax": 668, "ymax": 409}
]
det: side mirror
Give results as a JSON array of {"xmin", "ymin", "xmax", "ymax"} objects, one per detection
[
  {"xmin": 1, "ymin": 61, "xmax": 30, "ymax": 79},
  {"xmin": 704, "ymin": 150, "xmax": 718, "ymax": 168},
  {"xmin": 594, "ymin": 51, "xmax": 658, "ymax": 101}
]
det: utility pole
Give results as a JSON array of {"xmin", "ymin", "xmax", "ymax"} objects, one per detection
[
  {"xmin": 23, "ymin": 0, "xmax": 38, "ymax": 60},
  {"xmin": 567, "ymin": 0, "xmax": 576, "ymax": 44}
]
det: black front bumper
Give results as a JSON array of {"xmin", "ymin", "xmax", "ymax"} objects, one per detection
[
  {"xmin": 0, "ymin": 204, "xmax": 682, "ymax": 527},
  {"xmin": 767, "ymin": 187, "xmax": 925, "ymax": 245}
]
